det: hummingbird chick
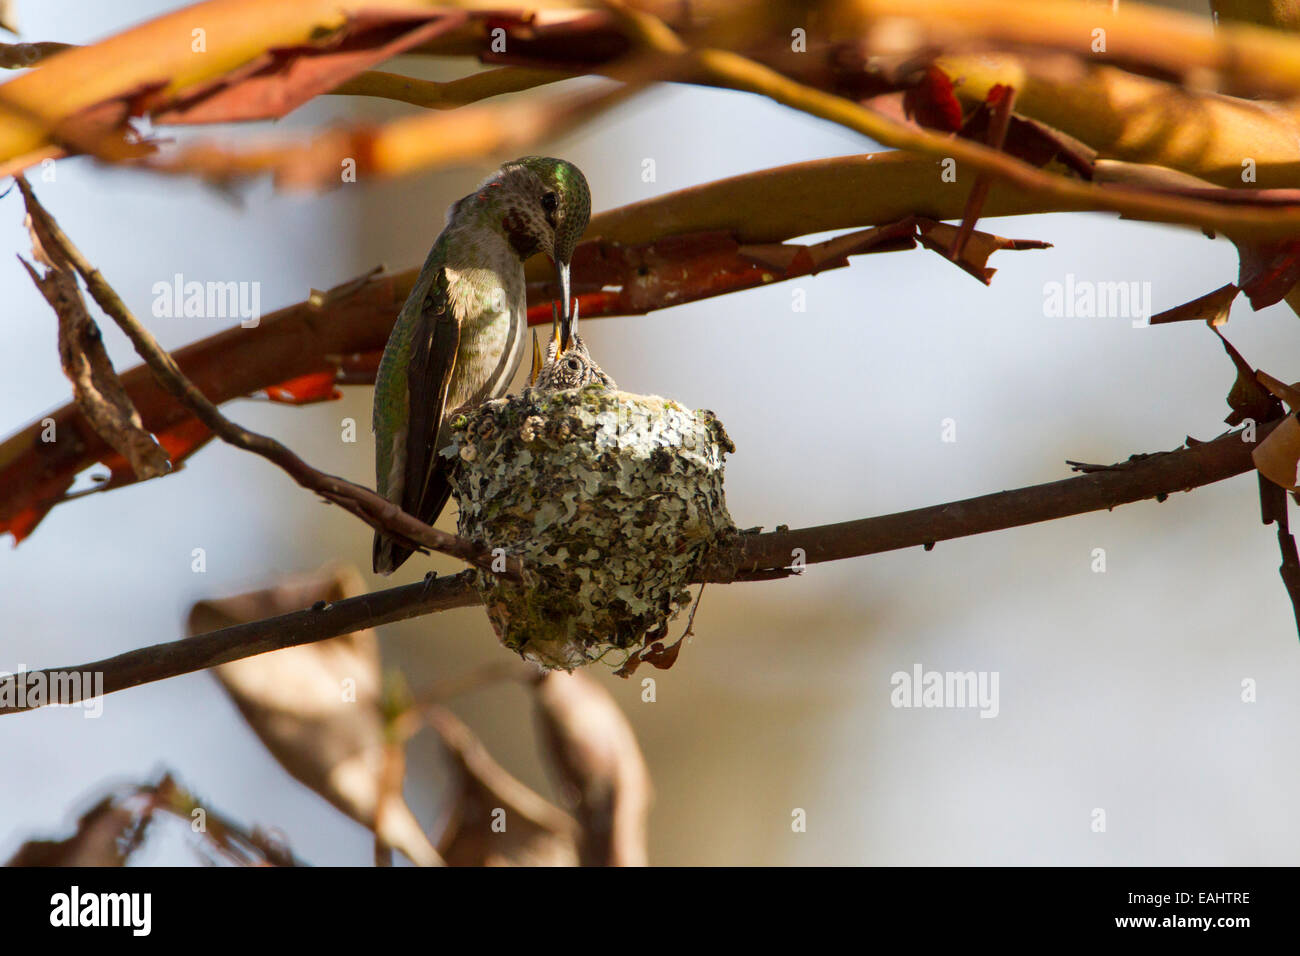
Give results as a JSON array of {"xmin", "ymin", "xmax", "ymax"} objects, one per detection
[
  {"xmin": 372, "ymin": 156, "xmax": 591, "ymax": 575},
  {"xmin": 532, "ymin": 333, "xmax": 617, "ymax": 391}
]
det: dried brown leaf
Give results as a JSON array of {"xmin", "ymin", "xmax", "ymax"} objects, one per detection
[
  {"xmin": 154, "ymin": 11, "xmax": 466, "ymax": 125},
  {"xmin": 1230, "ymin": 236, "xmax": 1300, "ymax": 310},
  {"xmin": 1213, "ymin": 329, "xmax": 1281, "ymax": 426},
  {"xmin": 427, "ymin": 707, "xmax": 578, "ymax": 867},
  {"xmin": 915, "ymin": 218, "xmax": 1051, "ymax": 283},
  {"xmin": 1256, "ymin": 370, "xmax": 1300, "ymax": 411},
  {"xmin": 19, "ymin": 185, "xmax": 171, "ymax": 481},
  {"xmin": 951, "ymin": 83, "xmax": 1017, "ymax": 261},
  {"xmin": 188, "ymin": 563, "xmax": 441, "ymax": 866},
  {"xmin": 901, "ymin": 64, "xmax": 964, "ymax": 131},
  {"xmin": 6, "ymin": 790, "xmax": 151, "ymax": 866},
  {"xmin": 533, "ymin": 671, "xmax": 652, "ymax": 866},
  {"xmin": 150, "ymin": 774, "xmax": 300, "ymax": 866},
  {"xmin": 1254, "ymin": 414, "xmax": 1300, "ymax": 492},
  {"xmin": 1150, "ymin": 283, "xmax": 1239, "ymax": 326},
  {"xmin": 962, "ymin": 110, "xmax": 1096, "ymax": 179}
]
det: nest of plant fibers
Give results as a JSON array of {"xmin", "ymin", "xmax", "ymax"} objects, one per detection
[{"xmin": 448, "ymin": 386, "xmax": 736, "ymax": 670}]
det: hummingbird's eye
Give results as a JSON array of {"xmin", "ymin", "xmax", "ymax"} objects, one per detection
[
  {"xmin": 566, "ymin": 357, "xmax": 582, "ymax": 371},
  {"xmin": 542, "ymin": 192, "xmax": 559, "ymax": 214}
]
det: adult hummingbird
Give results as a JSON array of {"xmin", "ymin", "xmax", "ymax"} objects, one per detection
[{"xmin": 372, "ymin": 156, "xmax": 591, "ymax": 575}]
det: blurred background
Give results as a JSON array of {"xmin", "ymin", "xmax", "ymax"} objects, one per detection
[{"xmin": 2, "ymin": 0, "xmax": 1298, "ymax": 865}]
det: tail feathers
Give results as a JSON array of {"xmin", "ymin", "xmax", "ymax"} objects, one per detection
[
  {"xmin": 372, "ymin": 532, "xmax": 412, "ymax": 576},
  {"xmin": 371, "ymin": 474, "xmax": 455, "ymax": 576}
]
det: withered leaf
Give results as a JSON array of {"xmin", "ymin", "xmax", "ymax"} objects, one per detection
[
  {"xmin": 1256, "ymin": 370, "xmax": 1300, "ymax": 411},
  {"xmin": 902, "ymin": 64, "xmax": 964, "ymax": 132},
  {"xmin": 1214, "ymin": 329, "xmax": 1280, "ymax": 426},
  {"xmin": 1254, "ymin": 414, "xmax": 1300, "ymax": 492},
  {"xmin": 427, "ymin": 707, "xmax": 578, "ymax": 867},
  {"xmin": 533, "ymin": 671, "xmax": 652, "ymax": 866},
  {"xmin": 949, "ymin": 84, "xmax": 1017, "ymax": 263},
  {"xmin": 153, "ymin": 11, "xmax": 467, "ymax": 125},
  {"xmin": 19, "ymin": 177, "xmax": 171, "ymax": 481},
  {"xmin": 7, "ymin": 789, "xmax": 151, "ymax": 867},
  {"xmin": 915, "ymin": 218, "xmax": 1052, "ymax": 284},
  {"xmin": 189, "ymin": 564, "xmax": 441, "ymax": 866},
  {"xmin": 962, "ymin": 111, "xmax": 1096, "ymax": 179},
  {"xmin": 1230, "ymin": 236, "xmax": 1300, "ymax": 310},
  {"xmin": 640, "ymin": 638, "xmax": 684, "ymax": 670},
  {"xmin": 1150, "ymin": 283, "xmax": 1239, "ymax": 326},
  {"xmin": 150, "ymin": 774, "xmax": 300, "ymax": 866},
  {"xmin": 613, "ymin": 649, "xmax": 645, "ymax": 679}
]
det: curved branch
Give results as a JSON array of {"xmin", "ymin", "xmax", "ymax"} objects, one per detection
[
  {"xmin": 713, "ymin": 422, "xmax": 1276, "ymax": 577},
  {"xmin": 327, "ymin": 67, "xmax": 577, "ymax": 109},
  {"xmin": 681, "ymin": 46, "xmax": 1300, "ymax": 238},
  {"xmin": 839, "ymin": 0, "xmax": 1300, "ymax": 97},
  {"xmin": 146, "ymin": 81, "xmax": 635, "ymax": 188},
  {"xmin": 934, "ymin": 54, "xmax": 1300, "ymax": 189},
  {"xmin": 1, "ymin": 420, "xmax": 1274, "ymax": 715},
  {"xmin": 0, "ymin": 573, "xmax": 479, "ymax": 713}
]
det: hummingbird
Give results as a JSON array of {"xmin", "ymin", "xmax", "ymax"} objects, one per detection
[
  {"xmin": 532, "ymin": 331, "xmax": 616, "ymax": 391},
  {"xmin": 372, "ymin": 156, "xmax": 591, "ymax": 575}
]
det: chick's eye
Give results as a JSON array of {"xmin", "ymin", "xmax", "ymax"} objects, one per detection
[
  {"xmin": 542, "ymin": 192, "xmax": 559, "ymax": 214},
  {"xmin": 566, "ymin": 357, "xmax": 582, "ymax": 371}
]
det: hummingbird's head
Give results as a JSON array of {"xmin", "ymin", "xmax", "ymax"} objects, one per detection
[{"xmin": 490, "ymin": 156, "xmax": 590, "ymax": 349}]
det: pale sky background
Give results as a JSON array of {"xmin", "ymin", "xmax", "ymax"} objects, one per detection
[{"xmin": 2, "ymin": 0, "xmax": 1297, "ymax": 865}]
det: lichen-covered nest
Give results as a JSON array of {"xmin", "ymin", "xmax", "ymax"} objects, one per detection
[{"xmin": 448, "ymin": 386, "xmax": 736, "ymax": 671}]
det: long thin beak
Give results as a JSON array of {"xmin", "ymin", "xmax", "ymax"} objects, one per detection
[
  {"xmin": 556, "ymin": 260, "xmax": 574, "ymax": 351},
  {"xmin": 531, "ymin": 326, "xmax": 544, "ymax": 385}
]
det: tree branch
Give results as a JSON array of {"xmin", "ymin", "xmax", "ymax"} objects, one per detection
[
  {"xmin": 0, "ymin": 573, "xmax": 479, "ymax": 713},
  {"xmin": 1, "ymin": 421, "xmax": 1275, "ymax": 715},
  {"xmin": 676, "ymin": 44, "xmax": 1300, "ymax": 238},
  {"xmin": 327, "ymin": 67, "xmax": 577, "ymax": 109},
  {"xmin": 711, "ymin": 423, "xmax": 1277, "ymax": 578}
]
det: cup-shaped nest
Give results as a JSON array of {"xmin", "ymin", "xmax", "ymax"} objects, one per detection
[{"xmin": 448, "ymin": 386, "xmax": 736, "ymax": 670}]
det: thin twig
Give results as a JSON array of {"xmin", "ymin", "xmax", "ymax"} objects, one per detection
[
  {"xmin": 390, "ymin": 660, "xmax": 537, "ymax": 744},
  {"xmin": 0, "ymin": 421, "xmax": 1276, "ymax": 715},
  {"xmin": 328, "ymin": 67, "xmax": 576, "ymax": 109},
  {"xmin": 0, "ymin": 572, "xmax": 480, "ymax": 714},
  {"xmin": 603, "ymin": 4, "xmax": 1300, "ymax": 238},
  {"xmin": 679, "ymin": 584, "xmax": 705, "ymax": 643},
  {"xmin": 687, "ymin": 48, "xmax": 1300, "ymax": 238},
  {"xmin": 951, "ymin": 84, "xmax": 1016, "ymax": 262},
  {"xmin": 1258, "ymin": 472, "xmax": 1300, "ymax": 639},
  {"xmin": 0, "ymin": 41, "xmax": 75, "ymax": 70}
]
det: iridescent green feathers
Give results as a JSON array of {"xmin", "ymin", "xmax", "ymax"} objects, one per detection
[
  {"xmin": 372, "ymin": 156, "xmax": 592, "ymax": 576},
  {"xmin": 515, "ymin": 156, "xmax": 590, "ymax": 268},
  {"xmin": 372, "ymin": 253, "xmax": 457, "ymax": 575}
]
